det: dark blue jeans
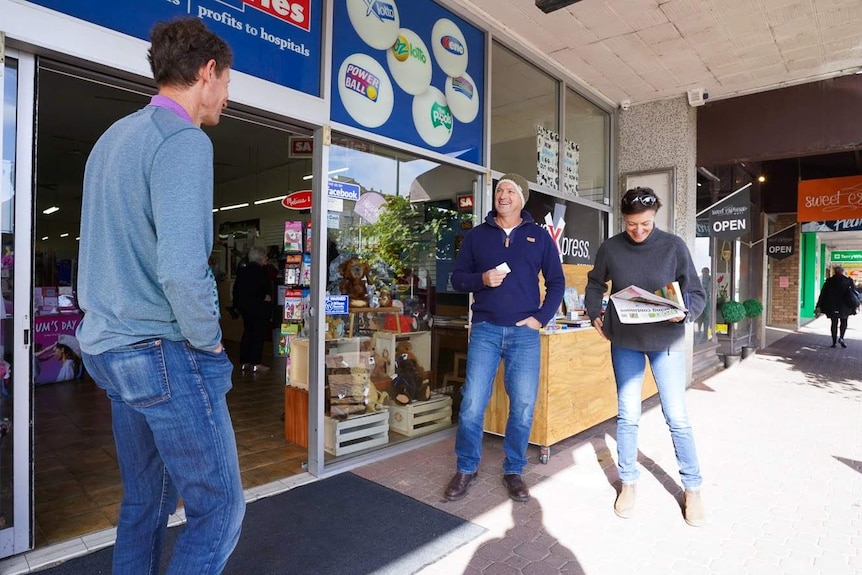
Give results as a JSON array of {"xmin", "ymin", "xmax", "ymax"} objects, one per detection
[{"xmin": 83, "ymin": 339, "xmax": 245, "ymax": 575}]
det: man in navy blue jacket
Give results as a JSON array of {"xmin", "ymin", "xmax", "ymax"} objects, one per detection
[{"xmin": 444, "ymin": 173, "xmax": 564, "ymax": 502}]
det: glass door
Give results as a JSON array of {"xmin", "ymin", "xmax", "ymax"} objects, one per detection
[{"xmin": 0, "ymin": 48, "xmax": 36, "ymax": 557}]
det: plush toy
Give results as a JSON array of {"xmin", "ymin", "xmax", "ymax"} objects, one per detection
[
  {"xmin": 366, "ymin": 386, "xmax": 389, "ymax": 413},
  {"xmin": 392, "ymin": 345, "xmax": 430, "ymax": 405},
  {"xmin": 367, "ymin": 347, "xmax": 390, "ymax": 379},
  {"xmin": 326, "ymin": 317, "xmax": 345, "ymax": 340},
  {"xmin": 338, "ymin": 257, "xmax": 371, "ymax": 305}
]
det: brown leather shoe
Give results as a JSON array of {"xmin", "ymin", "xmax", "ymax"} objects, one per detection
[
  {"xmin": 502, "ymin": 474, "xmax": 530, "ymax": 502},
  {"xmin": 444, "ymin": 472, "xmax": 477, "ymax": 501}
]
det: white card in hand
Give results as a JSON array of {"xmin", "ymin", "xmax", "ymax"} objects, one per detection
[{"xmin": 496, "ymin": 262, "xmax": 511, "ymax": 273}]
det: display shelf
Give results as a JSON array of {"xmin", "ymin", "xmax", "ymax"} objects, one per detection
[
  {"xmin": 388, "ymin": 394, "xmax": 452, "ymax": 437},
  {"xmin": 324, "ymin": 410, "xmax": 389, "ymax": 456}
]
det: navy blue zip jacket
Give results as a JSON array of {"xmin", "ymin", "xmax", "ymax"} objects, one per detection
[{"xmin": 452, "ymin": 210, "xmax": 565, "ymax": 327}]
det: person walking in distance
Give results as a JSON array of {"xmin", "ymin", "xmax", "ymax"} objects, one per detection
[
  {"xmin": 76, "ymin": 18, "xmax": 245, "ymax": 574},
  {"xmin": 233, "ymin": 246, "xmax": 274, "ymax": 372},
  {"xmin": 585, "ymin": 187, "xmax": 707, "ymax": 527},
  {"xmin": 443, "ymin": 173, "xmax": 564, "ymax": 503},
  {"xmin": 815, "ymin": 265, "xmax": 858, "ymax": 348}
]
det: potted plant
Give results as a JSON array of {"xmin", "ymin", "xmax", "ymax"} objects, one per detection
[
  {"xmin": 741, "ymin": 298, "xmax": 764, "ymax": 358},
  {"xmin": 720, "ymin": 300, "xmax": 746, "ymax": 367}
]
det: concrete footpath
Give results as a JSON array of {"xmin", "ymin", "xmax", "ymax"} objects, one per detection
[{"xmin": 355, "ymin": 316, "xmax": 862, "ymax": 575}]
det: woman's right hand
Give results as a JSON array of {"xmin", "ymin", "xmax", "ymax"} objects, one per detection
[{"xmin": 592, "ymin": 317, "xmax": 609, "ymax": 341}]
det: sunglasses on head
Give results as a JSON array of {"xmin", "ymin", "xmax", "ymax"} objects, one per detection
[{"xmin": 623, "ymin": 190, "xmax": 657, "ymax": 208}]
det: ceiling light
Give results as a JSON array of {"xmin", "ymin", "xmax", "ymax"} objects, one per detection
[
  {"xmin": 535, "ymin": 0, "xmax": 584, "ymax": 14},
  {"xmin": 76, "ymin": 237, "xmax": 80, "ymax": 241},
  {"xmin": 43, "ymin": 206, "xmax": 60, "ymax": 215},
  {"xmin": 60, "ymin": 233, "xmax": 69, "ymax": 238},
  {"xmin": 254, "ymin": 195, "xmax": 288, "ymax": 205},
  {"xmin": 697, "ymin": 182, "xmax": 702, "ymax": 187},
  {"xmin": 302, "ymin": 167, "xmax": 350, "ymax": 181},
  {"xmin": 219, "ymin": 202, "xmax": 249, "ymax": 211},
  {"xmin": 41, "ymin": 236, "xmax": 48, "ymax": 241},
  {"xmin": 758, "ymin": 175, "xmax": 766, "ymax": 183},
  {"xmin": 212, "ymin": 208, "xmax": 219, "ymax": 213}
]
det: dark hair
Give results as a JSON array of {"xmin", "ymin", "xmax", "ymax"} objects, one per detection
[
  {"xmin": 148, "ymin": 18, "xmax": 233, "ymax": 88},
  {"xmin": 620, "ymin": 187, "xmax": 662, "ymax": 215}
]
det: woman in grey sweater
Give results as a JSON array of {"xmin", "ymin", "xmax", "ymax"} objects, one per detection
[{"xmin": 585, "ymin": 187, "xmax": 707, "ymax": 527}]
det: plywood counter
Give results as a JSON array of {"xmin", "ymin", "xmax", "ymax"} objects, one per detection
[{"xmin": 483, "ymin": 327, "xmax": 657, "ymax": 460}]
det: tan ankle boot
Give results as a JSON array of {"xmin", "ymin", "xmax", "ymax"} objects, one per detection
[
  {"xmin": 684, "ymin": 489, "xmax": 706, "ymax": 527},
  {"xmin": 614, "ymin": 483, "xmax": 637, "ymax": 518}
]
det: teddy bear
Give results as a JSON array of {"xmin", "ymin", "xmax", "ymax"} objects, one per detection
[
  {"xmin": 338, "ymin": 257, "xmax": 370, "ymax": 306},
  {"xmin": 366, "ymin": 386, "xmax": 390, "ymax": 413},
  {"xmin": 391, "ymin": 342, "xmax": 430, "ymax": 405}
]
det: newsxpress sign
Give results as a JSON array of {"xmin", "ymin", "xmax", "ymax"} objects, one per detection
[
  {"xmin": 526, "ymin": 189, "xmax": 601, "ymax": 265},
  {"xmin": 28, "ymin": 0, "xmax": 322, "ymax": 95},
  {"xmin": 709, "ymin": 187, "xmax": 750, "ymax": 240}
]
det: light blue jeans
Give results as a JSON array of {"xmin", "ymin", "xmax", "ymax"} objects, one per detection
[
  {"xmin": 611, "ymin": 345, "xmax": 703, "ymax": 490},
  {"xmin": 82, "ymin": 339, "xmax": 246, "ymax": 575},
  {"xmin": 455, "ymin": 322, "xmax": 540, "ymax": 476}
]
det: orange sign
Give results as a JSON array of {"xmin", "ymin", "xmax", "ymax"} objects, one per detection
[{"xmin": 797, "ymin": 175, "xmax": 862, "ymax": 222}]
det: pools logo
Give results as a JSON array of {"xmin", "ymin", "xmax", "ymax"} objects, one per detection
[
  {"xmin": 430, "ymin": 102, "xmax": 453, "ymax": 130},
  {"xmin": 451, "ymin": 76, "xmax": 474, "ymax": 99},
  {"xmin": 391, "ymin": 35, "xmax": 427, "ymax": 63},
  {"xmin": 364, "ymin": 0, "xmax": 395, "ymax": 22},
  {"xmin": 440, "ymin": 35, "xmax": 465, "ymax": 56},
  {"xmin": 344, "ymin": 64, "xmax": 381, "ymax": 102}
]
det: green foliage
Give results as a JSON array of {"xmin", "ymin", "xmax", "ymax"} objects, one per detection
[
  {"xmin": 354, "ymin": 195, "xmax": 454, "ymax": 279},
  {"xmin": 720, "ymin": 300, "xmax": 746, "ymax": 324},
  {"xmin": 742, "ymin": 298, "xmax": 764, "ymax": 318}
]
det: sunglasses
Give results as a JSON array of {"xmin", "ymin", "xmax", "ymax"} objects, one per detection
[{"xmin": 622, "ymin": 191, "xmax": 657, "ymax": 208}]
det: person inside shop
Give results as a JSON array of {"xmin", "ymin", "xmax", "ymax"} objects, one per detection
[
  {"xmin": 232, "ymin": 245, "xmax": 274, "ymax": 372},
  {"xmin": 443, "ymin": 173, "xmax": 564, "ymax": 503},
  {"xmin": 585, "ymin": 186, "xmax": 707, "ymax": 527},
  {"xmin": 75, "ymin": 18, "xmax": 245, "ymax": 575},
  {"xmin": 815, "ymin": 265, "xmax": 858, "ymax": 348},
  {"xmin": 697, "ymin": 267, "xmax": 711, "ymax": 335}
]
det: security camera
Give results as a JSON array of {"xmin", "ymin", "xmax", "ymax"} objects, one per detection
[{"xmin": 620, "ymin": 99, "xmax": 631, "ymax": 111}]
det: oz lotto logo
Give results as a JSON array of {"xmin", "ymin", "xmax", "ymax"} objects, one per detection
[{"xmin": 364, "ymin": 0, "xmax": 395, "ymax": 22}]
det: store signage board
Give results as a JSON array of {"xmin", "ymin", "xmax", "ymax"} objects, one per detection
[
  {"xmin": 526, "ymin": 188, "xmax": 601, "ymax": 266},
  {"xmin": 282, "ymin": 190, "xmax": 312, "ymax": 210},
  {"xmin": 801, "ymin": 219, "xmax": 862, "ymax": 232},
  {"xmin": 289, "ymin": 136, "xmax": 314, "ymax": 157},
  {"xmin": 766, "ymin": 227, "xmax": 795, "ymax": 260},
  {"xmin": 830, "ymin": 250, "xmax": 862, "ymax": 263},
  {"xmin": 330, "ymin": 0, "xmax": 485, "ymax": 165},
  {"xmin": 28, "ymin": 0, "xmax": 322, "ymax": 95},
  {"xmin": 797, "ymin": 175, "xmax": 862, "ymax": 222},
  {"xmin": 325, "ymin": 295, "xmax": 350, "ymax": 315},
  {"xmin": 709, "ymin": 187, "xmax": 750, "ymax": 240},
  {"xmin": 327, "ymin": 180, "xmax": 361, "ymax": 200}
]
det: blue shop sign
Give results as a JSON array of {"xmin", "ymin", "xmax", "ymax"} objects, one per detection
[
  {"xmin": 327, "ymin": 180, "xmax": 361, "ymax": 200},
  {"xmin": 325, "ymin": 295, "xmax": 350, "ymax": 315},
  {"xmin": 28, "ymin": 0, "xmax": 322, "ymax": 96},
  {"xmin": 331, "ymin": 0, "xmax": 485, "ymax": 165}
]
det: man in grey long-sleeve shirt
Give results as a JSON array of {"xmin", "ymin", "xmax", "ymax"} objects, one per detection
[{"xmin": 76, "ymin": 19, "xmax": 244, "ymax": 574}]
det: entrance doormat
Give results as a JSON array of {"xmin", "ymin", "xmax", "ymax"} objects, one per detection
[{"xmin": 35, "ymin": 472, "xmax": 485, "ymax": 575}]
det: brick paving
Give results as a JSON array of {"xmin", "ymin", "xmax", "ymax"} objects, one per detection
[{"xmin": 354, "ymin": 316, "xmax": 862, "ymax": 575}]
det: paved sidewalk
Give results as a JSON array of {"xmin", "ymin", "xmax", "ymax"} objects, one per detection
[{"xmin": 354, "ymin": 317, "xmax": 862, "ymax": 575}]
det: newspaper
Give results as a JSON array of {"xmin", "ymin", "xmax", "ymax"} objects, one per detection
[{"xmin": 610, "ymin": 283, "xmax": 686, "ymax": 324}]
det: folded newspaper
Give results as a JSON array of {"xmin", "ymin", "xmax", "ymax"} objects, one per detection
[{"xmin": 610, "ymin": 282, "xmax": 686, "ymax": 324}]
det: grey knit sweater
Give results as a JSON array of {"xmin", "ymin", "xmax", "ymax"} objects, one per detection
[{"xmin": 584, "ymin": 228, "xmax": 705, "ymax": 352}]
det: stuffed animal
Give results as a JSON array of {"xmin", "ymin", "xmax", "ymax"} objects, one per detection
[
  {"xmin": 338, "ymin": 257, "xmax": 371, "ymax": 305},
  {"xmin": 367, "ymin": 347, "xmax": 390, "ymax": 379},
  {"xmin": 366, "ymin": 386, "xmax": 389, "ymax": 413},
  {"xmin": 391, "ymin": 346, "xmax": 430, "ymax": 405}
]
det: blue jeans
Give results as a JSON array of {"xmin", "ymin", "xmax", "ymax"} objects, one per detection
[
  {"xmin": 611, "ymin": 345, "xmax": 703, "ymax": 490},
  {"xmin": 82, "ymin": 339, "xmax": 246, "ymax": 575},
  {"xmin": 455, "ymin": 322, "xmax": 540, "ymax": 475}
]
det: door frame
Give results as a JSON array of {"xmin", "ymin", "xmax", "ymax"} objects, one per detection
[{"xmin": 0, "ymin": 46, "xmax": 36, "ymax": 557}]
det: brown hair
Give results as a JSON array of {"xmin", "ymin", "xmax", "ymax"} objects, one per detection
[
  {"xmin": 148, "ymin": 18, "xmax": 233, "ymax": 88},
  {"xmin": 620, "ymin": 187, "xmax": 662, "ymax": 215}
]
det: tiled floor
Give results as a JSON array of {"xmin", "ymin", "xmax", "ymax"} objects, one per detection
[{"xmin": 32, "ymin": 344, "xmax": 305, "ymax": 547}]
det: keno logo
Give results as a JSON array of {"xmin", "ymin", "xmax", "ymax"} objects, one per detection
[
  {"xmin": 364, "ymin": 0, "xmax": 396, "ymax": 22},
  {"xmin": 440, "ymin": 35, "xmax": 465, "ymax": 56},
  {"xmin": 344, "ymin": 64, "xmax": 381, "ymax": 101},
  {"xmin": 242, "ymin": 0, "xmax": 310, "ymax": 32}
]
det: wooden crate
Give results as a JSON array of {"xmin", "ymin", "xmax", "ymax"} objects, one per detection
[
  {"xmin": 324, "ymin": 410, "xmax": 389, "ymax": 456},
  {"xmin": 388, "ymin": 394, "xmax": 452, "ymax": 437},
  {"xmin": 288, "ymin": 337, "xmax": 309, "ymax": 389},
  {"xmin": 284, "ymin": 385, "xmax": 308, "ymax": 448},
  {"xmin": 372, "ymin": 331, "xmax": 431, "ymax": 376}
]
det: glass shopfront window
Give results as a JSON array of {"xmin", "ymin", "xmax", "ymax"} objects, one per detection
[
  {"xmin": 565, "ymin": 88, "xmax": 609, "ymax": 204},
  {"xmin": 286, "ymin": 138, "xmax": 478, "ymax": 462},
  {"xmin": 491, "ymin": 43, "xmax": 558, "ymax": 181}
]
